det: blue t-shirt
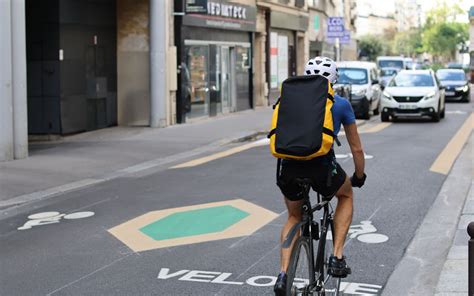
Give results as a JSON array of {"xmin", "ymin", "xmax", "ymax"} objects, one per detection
[{"xmin": 332, "ymin": 94, "xmax": 356, "ymax": 136}]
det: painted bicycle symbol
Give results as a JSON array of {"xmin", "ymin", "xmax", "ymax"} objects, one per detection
[
  {"xmin": 18, "ymin": 211, "xmax": 95, "ymax": 230},
  {"xmin": 328, "ymin": 220, "xmax": 389, "ymax": 244}
]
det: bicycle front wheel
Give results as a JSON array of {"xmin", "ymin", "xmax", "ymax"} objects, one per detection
[{"xmin": 286, "ymin": 237, "xmax": 314, "ymax": 296}]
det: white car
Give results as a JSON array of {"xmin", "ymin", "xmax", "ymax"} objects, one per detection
[
  {"xmin": 380, "ymin": 70, "xmax": 446, "ymax": 122},
  {"xmin": 335, "ymin": 61, "xmax": 382, "ymax": 119}
]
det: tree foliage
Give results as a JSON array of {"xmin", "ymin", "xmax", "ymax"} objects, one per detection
[
  {"xmin": 422, "ymin": 22, "xmax": 468, "ymax": 60},
  {"xmin": 358, "ymin": 35, "xmax": 384, "ymax": 61},
  {"xmin": 355, "ymin": 1, "xmax": 468, "ymax": 61}
]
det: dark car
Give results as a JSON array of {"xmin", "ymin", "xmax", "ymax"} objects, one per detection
[{"xmin": 436, "ymin": 69, "xmax": 470, "ymax": 102}]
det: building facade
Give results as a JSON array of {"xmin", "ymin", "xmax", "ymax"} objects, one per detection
[
  {"xmin": 1, "ymin": 0, "xmax": 360, "ymax": 161},
  {"xmin": 175, "ymin": 0, "xmax": 257, "ymax": 122}
]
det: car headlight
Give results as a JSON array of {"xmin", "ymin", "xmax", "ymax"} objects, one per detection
[
  {"xmin": 423, "ymin": 91, "xmax": 436, "ymax": 100},
  {"xmin": 352, "ymin": 89, "xmax": 367, "ymax": 97},
  {"xmin": 455, "ymin": 85, "xmax": 469, "ymax": 92},
  {"xmin": 382, "ymin": 91, "xmax": 392, "ymax": 100}
]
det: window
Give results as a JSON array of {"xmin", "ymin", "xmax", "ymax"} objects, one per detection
[
  {"xmin": 337, "ymin": 68, "xmax": 368, "ymax": 85},
  {"xmin": 389, "ymin": 73, "xmax": 435, "ymax": 87}
]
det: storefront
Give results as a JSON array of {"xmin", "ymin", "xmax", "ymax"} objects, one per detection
[
  {"xmin": 267, "ymin": 10, "xmax": 308, "ymax": 104},
  {"xmin": 177, "ymin": 0, "xmax": 257, "ymax": 122}
]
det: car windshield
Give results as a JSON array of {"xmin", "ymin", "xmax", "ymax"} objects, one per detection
[
  {"xmin": 337, "ymin": 68, "xmax": 368, "ymax": 85},
  {"xmin": 389, "ymin": 73, "xmax": 434, "ymax": 87},
  {"xmin": 381, "ymin": 69, "xmax": 397, "ymax": 76},
  {"xmin": 378, "ymin": 60, "xmax": 404, "ymax": 69},
  {"xmin": 436, "ymin": 71, "xmax": 465, "ymax": 81}
]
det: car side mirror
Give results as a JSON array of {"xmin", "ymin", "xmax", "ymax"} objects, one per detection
[
  {"xmin": 380, "ymin": 84, "xmax": 385, "ymax": 91},
  {"xmin": 372, "ymin": 79, "xmax": 379, "ymax": 85},
  {"xmin": 439, "ymin": 85, "xmax": 445, "ymax": 90}
]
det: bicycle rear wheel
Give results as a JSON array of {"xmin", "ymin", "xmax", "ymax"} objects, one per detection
[
  {"xmin": 286, "ymin": 237, "xmax": 314, "ymax": 296},
  {"xmin": 321, "ymin": 229, "xmax": 341, "ymax": 295}
]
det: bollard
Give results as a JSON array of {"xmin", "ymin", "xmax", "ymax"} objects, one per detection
[{"xmin": 468, "ymin": 222, "xmax": 474, "ymax": 296}]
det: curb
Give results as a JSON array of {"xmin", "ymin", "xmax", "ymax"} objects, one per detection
[{"xmin": 382, "ymin": 134, "xmax": 472, "ymax": 295}]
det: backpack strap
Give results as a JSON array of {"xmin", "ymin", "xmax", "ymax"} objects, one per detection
[
  {"xmin": 272, "ymin": 97, "xmax": 280, "ymax": 109},
  {"xmin": 323, "ymin": 128, "xmax": 341, "ymax": 146},
  {"xmin": 267, "ymin": 128, "xmax": 276, "ymax": 139},
  {"xmin": 327, "ymin": 93, "xmax": 335, "ymax": 103}
]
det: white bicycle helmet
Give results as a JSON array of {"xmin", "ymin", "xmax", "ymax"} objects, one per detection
[{"xmin": 304, "ymin": 56, "xmax": 338, "ymax": 84}]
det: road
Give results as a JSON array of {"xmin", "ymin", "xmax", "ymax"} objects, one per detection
[{"xmin": 0, "ymin": 101, "xmax": 472, "ymax": 296}]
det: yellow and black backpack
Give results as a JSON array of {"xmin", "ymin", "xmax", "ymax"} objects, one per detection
[{"xmin": 268, "ymin": 75, "xmax": 338, "ymax": 160}]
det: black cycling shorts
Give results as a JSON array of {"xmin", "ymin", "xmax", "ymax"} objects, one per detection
[{"xmin": 277, "ymin": 155, "xmax": 347, "ymax": 201}]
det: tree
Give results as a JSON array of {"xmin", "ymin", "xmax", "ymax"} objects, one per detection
[
  {"xmin": 357, "ymin": 35, "xmax": 384, "ymax": 61},
  {"xmin": 393, "ymin": 29, "xmax": 424, "ymax": 57},
  {"xmin": 422, "ymin": 22, "xmax": 468, "ymax": 61}
]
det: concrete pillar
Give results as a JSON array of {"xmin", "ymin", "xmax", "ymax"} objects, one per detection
[
  {"xmin": 11, "ymin": 0, "xmax": 28, "ymax": 159},
  {"xmin": 0, "ymin": 0, "xmax": 14, "ymax": 161},
  {"xmin": 149, "ymin": 0, "xmax": 168, "ymax": 128}
]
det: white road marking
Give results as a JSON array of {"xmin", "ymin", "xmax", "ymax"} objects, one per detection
[
  {"xmin": 18, "ymin": 211, "xmax": 95, "ymax": 230},
  {"xmin": 357, "ymin": 233, "xmax": 389, "ymax": 244},
  {"xmin": 27, "ymin": 212, "xmax": 60, "ymax": 220},
  {"xmin": 63, "ymin": 211, "xmax": 95, "ymax": 219},
  {"xmin": 446, "ymin": 110, "xmax": 467, "ymax": 114},
  {"xmin": 158, "ymin": 268, "xmax": 382, "ymax": 294},
  {"xmin": 336, "ymin": 153, "xmax": 374, "ymax": 159}
]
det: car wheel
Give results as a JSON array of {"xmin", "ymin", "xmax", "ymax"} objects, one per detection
[
  {"xmin": 440, "ymin": 106, "xmax": 445, "ymax": 119},
  {"xmin": 381, "ymin": 112, "xmax": 390, "ymax": 122},
  {"xmin": 462, "ymin": 92, "xmax": 471, "ymax": 102},
  {"xmin": 361, "ymin": 107, "xmax": 371, "ymax": 120},
  {"xmin": 431, "ymin": 109, "xmax": 440, "ymax": 122}
]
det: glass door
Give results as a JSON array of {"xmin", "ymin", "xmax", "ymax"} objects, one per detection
[{"xmin": 185, "ymin": 45, "xmax": 210, "ymax": 119}]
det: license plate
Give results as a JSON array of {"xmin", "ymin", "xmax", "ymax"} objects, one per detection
[
  {"xmin": 445, "ymin": 91, "xmax": 455, "ymax": 96},
  {"xmin": 399, "ymin": 104, "xmax": 417, "ymax": 110}
]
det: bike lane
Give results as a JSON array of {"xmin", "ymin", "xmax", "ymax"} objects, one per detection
[{"xmin": 0, "ymin": 103, "xmax": 471, "ymax": 295}]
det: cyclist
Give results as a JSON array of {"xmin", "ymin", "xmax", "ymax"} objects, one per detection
[{"xmin": 274, "ymin": 56, "xmax": 367, "ymax": 295}]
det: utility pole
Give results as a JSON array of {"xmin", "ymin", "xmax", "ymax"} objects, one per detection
[{"xmin": 149, "ymin": 0, "xmax": 168, "ymax": 128}]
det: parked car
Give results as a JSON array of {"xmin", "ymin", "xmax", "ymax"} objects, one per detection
[
  {"xmin": 336, "ymin": 61, "xmax": 382, "ymax": 119},
  {"xmin": 436, "ymin": 69, "xmax": 470, "ymax": 102},
  {"xmin": 380, "ymin": 70, "xmax": 446, "ymax": 122}
]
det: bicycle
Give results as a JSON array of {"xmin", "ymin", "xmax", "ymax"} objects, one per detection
[{"xmin": 282, "ymin": 178, "xmax": 342, "ymax": 296}]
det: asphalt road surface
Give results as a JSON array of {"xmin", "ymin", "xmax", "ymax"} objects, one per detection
[{"xmin": 1, "ymin": 101, "xmax": 472, "ymax": 296}]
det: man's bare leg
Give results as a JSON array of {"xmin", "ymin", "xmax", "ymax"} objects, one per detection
[
  {"xmin": 279, "ymin": 197, "xmax": 304, "ymax": 272},
  {"xmin": 332, "ymin": 176, "xmax": 353, "ymax": 259}
]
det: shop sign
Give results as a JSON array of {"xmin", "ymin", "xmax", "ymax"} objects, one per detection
[
  {"xmin": 185, "ymin": 0, "xmax": 208, "ymax": 14},
  {"xmin": 183, "ymin": 0, "xmax": 257, "ymax": 32}
]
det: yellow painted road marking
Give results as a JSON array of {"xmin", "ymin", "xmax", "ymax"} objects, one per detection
[
  {"xmin": 108, "ymin": 199, "xmax": 278, "ymax": 252},
  {"xmin": 171, "ymin": 139, "xmax": 269, "ymax": 169},
  {"xmin": 430, "ymin": 113, "xmax": 473, "ymax": 175},
  {"xmin": 359, "ymin": 122, "xmax": 392, "ymax": 134}
]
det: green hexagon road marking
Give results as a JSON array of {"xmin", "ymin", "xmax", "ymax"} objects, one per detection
[
  {"xmin": 108, "ymin": 199, "xmax": 278, "ymax": 252},
  {"xmin": 139, "ymin": 205, "xmax": 250, "ymax": 240}
]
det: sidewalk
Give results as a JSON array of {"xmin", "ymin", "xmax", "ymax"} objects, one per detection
[
  {"xmin": 435, "ymin": 181, "xmax": 472, "ymax": 293},
  {"xmin": 383, "ymin": 133, "xmax": 472, "ymax": 296},
  {"xmin": 0, "ymin": 107, "xmax": 273, "ymax": 209}
]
